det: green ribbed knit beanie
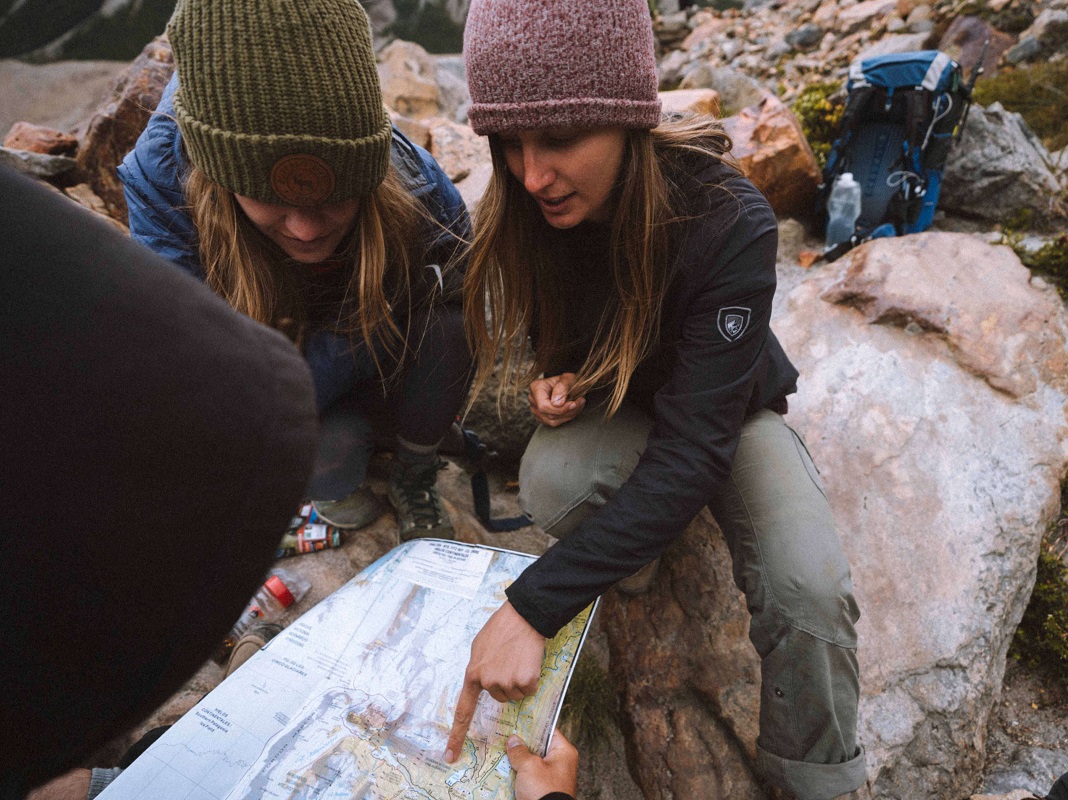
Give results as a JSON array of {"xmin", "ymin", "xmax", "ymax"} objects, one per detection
[{"xmin": 168, "ymin": 0, "xmax": 391, "ymax": 206}]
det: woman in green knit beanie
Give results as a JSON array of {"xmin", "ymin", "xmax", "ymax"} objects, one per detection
[{"xmin": 119, "ymin": 0, "xmax": 472, "ymax": 540}]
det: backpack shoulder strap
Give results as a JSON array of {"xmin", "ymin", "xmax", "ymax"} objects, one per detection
[{"xmin": 823, "ymin": 85, "xmax": 879, "ymax": 184}]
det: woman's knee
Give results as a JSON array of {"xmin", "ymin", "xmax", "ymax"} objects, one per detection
[
  {"xmin": 759, "ymin": 539, "xmax": 859, "ymax": 651},
  {"xmin": 518, "ymin": 426, "xmax": 618, "ymax": 537},
  {"xmin": 518, "ymin": 403, "xmax": 652, "ymax": 537}
]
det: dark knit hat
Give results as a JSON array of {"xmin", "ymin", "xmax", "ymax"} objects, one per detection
[
  {"xmin": 168, "ymin": 0, "xmax": 392, "ymax": 206},
  {"xmin": 463, "ymin": 0, "xmax": 662, "ymax": 135}
]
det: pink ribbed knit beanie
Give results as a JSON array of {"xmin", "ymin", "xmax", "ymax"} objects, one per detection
[{"xmin": 463, "ymin": 0, "xmax": 662, "ymax": 135}]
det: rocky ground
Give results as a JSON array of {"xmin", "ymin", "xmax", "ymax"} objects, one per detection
[{"xmin": 982, "ymin": 659, "xmax": 1068, "ymax": 796}]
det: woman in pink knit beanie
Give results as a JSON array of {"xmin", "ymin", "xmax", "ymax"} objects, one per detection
[{"xmin": 453, "ymin": 2, "xmax": 867, "ymax": 799}]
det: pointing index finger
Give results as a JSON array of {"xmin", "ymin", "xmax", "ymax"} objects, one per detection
[{"xmin": 445, "ymin": 679, "xmax": 482, "ymax": 763}]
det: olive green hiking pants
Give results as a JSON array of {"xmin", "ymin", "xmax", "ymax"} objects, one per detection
[{"xmin": 519, "ymin": 405, "xmax": 866, "ymax": 800}]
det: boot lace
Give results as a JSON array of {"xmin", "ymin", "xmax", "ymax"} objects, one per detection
[{"xmin": 393, "ymin": 459, "xmax": 446, "ymax": 529}]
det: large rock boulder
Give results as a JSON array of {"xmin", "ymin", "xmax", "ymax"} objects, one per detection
[
  {"xmin": 603, "ymin": 233, "xmax": 1068, "ymax": 799},
  {"xmin": 720, "ymin": 93, "xmax": 822, "ymax": 218},
  {"xmin": 424, "ymin": 116, "xmax": 489, "ymax": 184},
  {"xmin": 3, "ymin": 122, "xmax": 78, "ymax": 155},
  {"xmin": 377, "ymin": 40, "xmax": 470, "ymax": 124},
  {"xmin": 377, "ymin": 40, "xmax": 446, "ymax": 121},
  {"xmin": 73, "ymin": 35, "xmax": 174, "ymax": 224},
  {"xmin": 942, "ymin": 103, "xmax": 1066, "ymax": 228}
]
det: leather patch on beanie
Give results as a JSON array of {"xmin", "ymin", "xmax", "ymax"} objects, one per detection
[{"xmin": 270, "ymin": 154, "xmax": 336, "ymax": 205}]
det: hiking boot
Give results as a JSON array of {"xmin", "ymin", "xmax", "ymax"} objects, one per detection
[
  {"xmin": 224, "ymin": 622, "xmax": 282, "ymax": 678},
  {"xmin": 388, "ymin": 458, "xmax": 454, "ymax": 541},
  {"xmin": 615, "ymin": 557, "xmax": 660, "ymax": 596},
  {"xmin": 312, "ymin": 485, "xmax": 384, "ymax": 530}
]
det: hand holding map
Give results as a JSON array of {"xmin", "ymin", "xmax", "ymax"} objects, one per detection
[
  {"xmin": 507, "ymin": 731, "xmax": 579, "ymax": 800},
  {"xmin": 445, "ymin": 601, "xmax": 547, "ymax": 762}
]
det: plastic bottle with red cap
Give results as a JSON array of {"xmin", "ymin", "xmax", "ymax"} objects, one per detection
[{"xmin": 217, "ymin": 568, "xmax": 311, "ymax": 662}]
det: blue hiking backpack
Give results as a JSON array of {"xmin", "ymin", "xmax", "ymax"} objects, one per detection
[{"xmin": 821, "ymin": 49, "xmax": 982, "ymax": 261}]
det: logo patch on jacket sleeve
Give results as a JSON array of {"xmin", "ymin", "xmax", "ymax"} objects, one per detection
[{"xmin": 717, "ymin": 306, "xmax": 752, "ymax": 341}]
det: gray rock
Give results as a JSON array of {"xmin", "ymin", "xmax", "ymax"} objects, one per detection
[
  {"xmin": 942, "ymin": 103, "xmax": 1065, "ymax": 228},
  {"xmin": 1026, "ymin": 8, "xmax": 1068, "ymax": 51},
  {"xmin": 856, "ymin": 32, "xmax": 932, "ymax": 60},
  {"xmin": 981, "ymin": 746, "xmax": 1068, "ymax": 796},
  {"xmin": 907, "ymin": 4, "xmax": 932, "ymax": 23},
  {"xmin": 0, "ymin": 146, "xmax": 77, "ymax": 178},
  {"xmin": 431, "ymin": 54, "xmax": 471, "ymax": 124},
  {"xmin": 721, "ymin": 37, "xmax": 745, "ymax": 62},
  {"xmin": 786, "ymin": 23, "xmax": 824, "ymax": 50},
  {"xmin": 1007, "ymin": 36, "xmax": 1043, "ymax": 63},
  {"xmin": 765, "ymin": 37, "xmax": 793, "ymax": 63},
  {"xmin": 658, "ymin": 49, "xmax": 692, "ymax": 89},
  {"xmin": 834, "ymin": 0, "xmax": 899, "ymax": 36},
  {"xmin": 658, "ymin": 11, "xmax": 689, "ymax": 37},
  {"xmin": 679, "ymin": 64, "xmax": 765, "ymax": 115},
  {"xmin": 463, "ymin": 377, "xmax": 537, "ymax": 468},
  {"xmin": 678, "ymin": 62, "xmax": 717, "ymax": 91}
]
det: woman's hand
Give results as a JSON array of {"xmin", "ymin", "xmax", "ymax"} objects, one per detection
[
  {"xmin": 528, "ymin": 373, "xmax": 585, "ymax": 427},
  {"xmin": 445, "ymin": 602, "xmax": 547, "ymax": 763},
  {"xmin": 508, "ymin": 729, "xmax": 579, "ymax": 800}
]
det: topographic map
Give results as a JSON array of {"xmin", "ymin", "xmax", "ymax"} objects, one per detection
[{"xmin": 101, "ymin": 540, "xmax": 594, "ymax": 800}]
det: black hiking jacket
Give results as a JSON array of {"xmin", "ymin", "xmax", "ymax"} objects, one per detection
[{"xmin": 506, "ymin": 155, "xmax": 799, "ymax": 637}]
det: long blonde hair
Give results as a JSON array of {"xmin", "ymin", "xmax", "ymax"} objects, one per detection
[
  {"xmin": 463, "ymin": 114, "xmax": 734, "ymax": 417},
  {"xmin": 186, "ymin": 166, "xmax": 424, "ymax": 370}
]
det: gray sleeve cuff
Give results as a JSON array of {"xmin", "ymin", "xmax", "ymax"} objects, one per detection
[{"xmin": 87, "ymin": 767, "xmax": 123, "ymax": 799}]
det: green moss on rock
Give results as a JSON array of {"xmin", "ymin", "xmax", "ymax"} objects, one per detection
[
  {"xmin": 1001, "ymin": 227, "xmax": 1068, "ymax": 296},
  {"xmin": 558, "ymin": 654, "xmax": 619, "ymax": 752},
  {"xmin": 791, "ymin": 81, "xmax": 845, "ymax": 170},
  {"xmin": 973, "ymin": 62, "xmax": 1068, "ymax": 153},
  {"xmin": 1012, "ymin": 479, "xmax": 1068, "ymax": 688},
  {"xmin": 951, "ymin": 1, "xmax": 1036, "ymax": 33}
]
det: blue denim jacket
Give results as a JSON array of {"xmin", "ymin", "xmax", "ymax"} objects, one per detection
[{"xmin": 118, "ymin": 74, "xmax": 470, "ymax": 411}]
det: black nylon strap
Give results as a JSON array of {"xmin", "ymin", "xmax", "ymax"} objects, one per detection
[{"xmin": 459, "ymin": 427, "xmax": 535, "ymax": 533}]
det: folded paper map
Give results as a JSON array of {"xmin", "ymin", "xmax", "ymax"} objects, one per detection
[{"xmin": 101, "ymin": 539, "xmax": 594, "ymax": 800}]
